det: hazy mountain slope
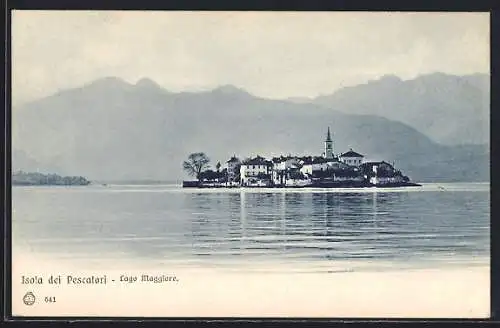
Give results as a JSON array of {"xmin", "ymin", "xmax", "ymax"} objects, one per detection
[
  {"xmin": 12, "ymin": 77, "xmax": 489, "ymax": 182},
  {"xmin": 312, "ymin": 73, "xmax": 489, "ymax": 146}
]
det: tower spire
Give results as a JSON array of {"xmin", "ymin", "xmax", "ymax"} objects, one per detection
[{"xmin": 324, "ymin": 127, "xmax": 334, "ymax": 159}]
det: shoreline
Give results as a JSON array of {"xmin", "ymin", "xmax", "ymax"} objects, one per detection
[
  {"xmin": 182, "ymin": 180, "xmax": 422, "ymax": 188},
  {"xmin": 11, "ymin": 182, "xmax": 490, "ymax": 194},
  {"xmin": 11, "ymin": 181, "xmax": 489, "ymax": 187}
]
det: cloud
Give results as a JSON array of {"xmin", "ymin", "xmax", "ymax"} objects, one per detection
[{"xmin": 12, "ymin": 11, "xmax": 490, "ymax": 104}]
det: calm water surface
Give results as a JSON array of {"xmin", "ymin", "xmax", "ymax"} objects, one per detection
[{"xmin": 12, "ymin": 183, "xmax": 490, "ymax": 272}]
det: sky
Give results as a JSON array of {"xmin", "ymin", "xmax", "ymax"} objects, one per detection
[{"xmin": 12, "ymin": 11, "xmax": 490, "ymax": 104}]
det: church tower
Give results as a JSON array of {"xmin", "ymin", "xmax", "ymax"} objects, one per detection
[{"xmin": 324, "ymin": 127, "xmax": 334, "ymax": 159}]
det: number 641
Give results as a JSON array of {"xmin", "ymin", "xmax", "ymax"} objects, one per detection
[{"xmin": 44, "ymin": 296, "xmax": 56, "ymax": 303}]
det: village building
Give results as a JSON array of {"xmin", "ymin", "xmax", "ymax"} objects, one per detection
[
  {"xmin": 359, "ymin": 161, "xmax": 406, "ymax": 185},
  {"xmin": 284, "ymin": 173, "xmax": 311, "ymax": 187},
  {"xmin": 359, "ymin": 161, "xmax": 395, "ymax": 176},
  {"xmin": 300, "ymin": 156, "xmax": 329, "ymax": 176},
  {"xmin": 184, "ymin": 127, "xmax": 416, "ymax": 188},
  {"xmin": 339, "ymin": 149, "xmax": 364, "ymax": 167},
  {"xmin": 272, "ymin": 156, "xmax": 302, "ymax": 186},
  {"xmin": 272, "ymin": 156, "xmax": 301, "ymax": 171},
  {"xmin": 240, "ymin": 156, "xmax": 273, "ymax": 186},
  {"xmin": 332, "ymin": 167, "xmax": 364, "ymax": 182},
  {"xmin": 226, "ymin": 155, "xmax": 241, "ymax": 184}
]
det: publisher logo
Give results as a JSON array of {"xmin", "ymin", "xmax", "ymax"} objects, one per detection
[{"xmin": 23, "ymin": 292, "xmax": 36, "ymax": 306}]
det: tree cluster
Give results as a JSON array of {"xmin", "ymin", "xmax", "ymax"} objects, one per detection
[
  {"xmin": 13, "ymin": 171, "xmax": 91, "ymax": 186},
  {"xmin": 183, "ymin": 153, "xmax": 229, "ymax": 182}
]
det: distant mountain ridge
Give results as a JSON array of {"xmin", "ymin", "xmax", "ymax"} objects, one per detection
[
  {"xmin": 12, "ymin": 73, "xmax": 489, "ymax": 182},
  {"xmin": 309, "ymin": 72, "xmax": 489, "ymax": 146}
]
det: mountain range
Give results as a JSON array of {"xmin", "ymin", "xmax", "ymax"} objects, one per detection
[
  {"xmin": 12, "ymin": 73, "xmax": 489, "ymax": 182},
  {"xmin": 308, "ymin": 72, "xmax": 489, "ymax": 146}
]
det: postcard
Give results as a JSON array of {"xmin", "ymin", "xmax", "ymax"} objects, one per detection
[{"xmin": 10, "ymin": 10, "xmax": 490, "ymax": 318}]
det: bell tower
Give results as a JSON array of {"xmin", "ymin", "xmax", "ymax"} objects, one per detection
[{"xmin": 324, "ymin": 127, "xmax": 334, "ymax": 159}]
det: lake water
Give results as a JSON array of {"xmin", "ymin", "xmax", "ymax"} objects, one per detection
[{"xmin": 12, "ymin": 183, "xmax": 490, "ymax": 272}]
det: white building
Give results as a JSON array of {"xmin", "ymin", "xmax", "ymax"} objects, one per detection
[
  {"xmin": 240, "ymin": 156, "xmax": 273, "ymax": 186},
  {"xmin": 339, "ymin": 149, "xmax": 364, "ymax": 167},
  {"xmin": 272, "ymin": 156, "xmax": 302, "ymax": 185},
  {"xmin": 300, "ymin": 157, "xmax": 329, "ymax": 176},
  {"xmin": 272, "ymin": 156, "xmax": 301, "ymax": 171},
  {"xmin": 369, "ymin": 176, "xmax": 405, "ymax": 185}
]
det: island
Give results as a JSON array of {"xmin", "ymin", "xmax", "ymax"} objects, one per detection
[
  {"xmin": 12, "ymin": 171, "xmax": 91, "ymax": 186},
  {"xmin": 182, "ymin": 127, "xmax": 421, "ymax": 188}
]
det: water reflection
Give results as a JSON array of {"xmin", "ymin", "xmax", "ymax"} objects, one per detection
[
  {"xmin": 12, "ymin": 186, "xmax": 489, "ymax": 268},
  {"xmin": 184, "ymin": 190, "xmax": 489, "ymax": 263}
]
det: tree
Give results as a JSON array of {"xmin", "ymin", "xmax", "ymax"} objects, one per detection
[
  {"xmin": 216, "ymin": 161, "xmax": 221, "ymax": 172},
  {"xmin": 183, "ymin": 152, "xmax": 210, "ymax": 181}
]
